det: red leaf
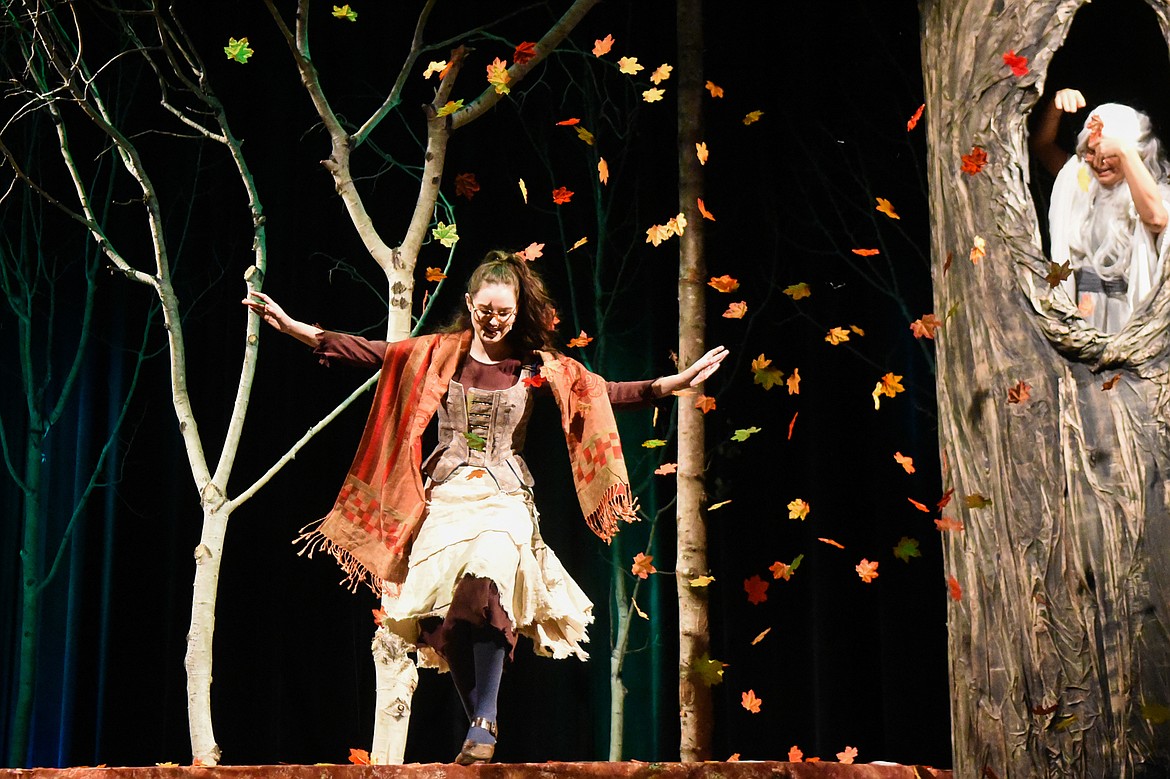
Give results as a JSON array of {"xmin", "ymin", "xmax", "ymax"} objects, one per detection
[
  {"xmin": 851, "ymin": 248, "xmax": 880, "ymax": 256},
  {"xmin": 961, "ymin": 145, "xmax": 988, "ymax": 175},
  {"xmin": 787, "ymin": 412, "xmax": 798, "ymax": 440},
  {"xmin": 556, "ymin": 117, "xmax": 581, "ymax": 126},
  {"xmin": 907, "ymin": 103, "xmax": 925, "ymax": 131},
  {"xmin": 937, "ymin": 487, "xmax": 955, "ymax": 510},
  {"xmin": 348, "ymin": 749, "xmax": 371, "ymax": 765},
  {"xmin": 552, "ymin": 186, "xmax": 574, "ymax": 205},
  {"xmin": 513, "ymin": 41, "xmax": 537, "ymax": 66},
  {"xmin": 743, "ymin": 575, "xmax": 769, "ymax": 605},
  {"xmin": 908, "ymin": 497, "xmax": 931, "ymax": 513},
  {"xmin": 522, "ymin": 374, "xmax": 546, "ymax": 388},
  {"xmin": 947, "ymin": 575, "xmax": 962, "ymax": 601},
  {"xmin": 1002, "ymin": 50, "xmax": 1029, "ymax": 77}
]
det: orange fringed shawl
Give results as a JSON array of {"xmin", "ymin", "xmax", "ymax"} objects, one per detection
[{"xmin": 299, "ymin": 332, "xmax": 638, "ymax": 592}]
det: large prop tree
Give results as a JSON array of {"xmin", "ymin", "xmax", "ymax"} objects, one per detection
[{"xmin": 922, "ymin": 0, "xmax": 1170, "ymax": 774}]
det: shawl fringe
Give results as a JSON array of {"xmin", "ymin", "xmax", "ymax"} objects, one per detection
[
  {"xmin": 584, "ymin": 481, "xmax": 640, "ymax": 543},
  {"xmin": 295, "ymin": 519, "xmax": 386, "ymax": 594}
]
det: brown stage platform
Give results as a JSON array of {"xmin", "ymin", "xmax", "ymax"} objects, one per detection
[{"xmin": 3, "ymin": 762, "xmax": 952, "ymax": 779}]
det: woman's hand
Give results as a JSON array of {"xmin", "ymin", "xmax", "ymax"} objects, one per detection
[
  {"xmin": 241, "ymin": 289, "xmax": 323, "ymax": 346},
  {"xmin": 1031, "ymin": 87, "xmax": 1087, "ymax": 177},
  {"xmin": 1052, "ymin": 88, "xmax": 1086, "ymax": 114},
  {"xmin": 653, "ymin": 345, "xmax": 729, "ymax": 397}
]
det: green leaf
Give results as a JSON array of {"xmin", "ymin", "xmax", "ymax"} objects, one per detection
[
  {"xmin": 691, "ymin": 651, "xmax": 727, "ymax": 687},
  {"xmin": 224, "ymin": 37, "xmax": 254, "ymax": 64},
  {"xmin": 436, "ymin": 99, "xmax": 464, "ymax": 118},
  {"xmin": 332, "ymin": 4, "xmax": 358, "ymax": 21},
  {"xmin": 463, "ymin": 431, "xmax": 486, "ymax": 451},
  {"xmin": 893, "ymin": 536, "xmax": 922, "ymax": 563},
  {"xmin": 1142, "ymin": 703, "xmax": 1170, "ymax": 724},
  {"xmin": 753, "ymin": 366, "xmax": 784, "ymax": 390},
  {"xmin": 730, "ymin": 426, "xmax": 762, "ymax": 442},
  {"xmin": 784, "ymin": 282, "xmax": 811, "ymax": 300},
  {"xmin": 789, "ymin": 553, "xmax": 804, "ymax": 572},
  {"xmin": 641, "ymin": 438, "xmax": 667, "ymax": 448},
  {"xmin": 965, "ymin": 493, "xmax": 992, "ymax": 509},
  {"xmin": 432, "ymin": 221, "xmax": 459, "ymax": 248}
]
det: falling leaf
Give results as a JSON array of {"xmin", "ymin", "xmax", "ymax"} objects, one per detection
[
  {"xmin": 650, "ymin": 63, "xmax": 673, "ymax": 84},
  {"xmin": 556, "ymin": 118, "xmax": 580, "ymax": 127},
  {"xmin": 1142, "ymin": 703, "xmax": 1170, "ymax": 724},
  {"xmin": 332, "ymin": 4, "xmax": 358, "ymax": 21},
  {"xmin": 592, "ymin": 35, "xmax": 614, "ymax": 57},
  {"xmin": 425, "ymin": 267, "xmax": 446, "ymax": 283},
  {"xmin": 224, "ymin": 37, "xmax": 254, "ymax": 64},
  {"xmin": 895, "ymin": 451, "xmax": 915, "ymax": 474},
  {"xmin": 752, "ymin": 353, "xmax": 783, "ymax": 390},
  {"xmin": 516, "ymin": 242, "xmax": 544, "ymax": 261},
  {"xmin": 818, "ymin": 537, "xmax": 845, "ymax": 549},
  {"xmin": 966, "ymin": 493, "xmax": 991, "ymax": 509},
  {"xmin": 466, "ymin": 469, "xmax": 487, "ymax": 479},
  {"xmin": 1032, "ymin": 703, "xmax": 1060, "ymax": 716},
  {"xmin": 513, "ymin": 41, "xmax": 537, "ymax": 65},
  {"xmin": 875, "ymin": 197, "xmax": 900, "ymax": 219},
  {"xmin": 908, "ymin": 497, "xmax": 931, "ymax": 513},
  {"xmin": 837, "ymin": 746, "xmax": 858, "ymax": 765},
  {"xmin": 1077, "ymin": 165, "xmax": 1092, "ymax": 193},
  {"xmin": 731, "ymin": 427, "xmax": 762, "ymax": 442},
  {"xmin": 667, "ymin": 213, "xmax": 687, "ymax": 236},
  {"xmin": 1003, "ymin": 49, "xmax": 1029, "ymax": 77},
  {"xmin": 697, "ymin": 198, "xmax": 716, "ymax": 221},
  {"xmin": 937, "ymin": 487, "xmax": 955, "ymax": 510},
  {"xmin": 690, "ymin": 575, "xmax": 715, "ymax": 587},
  {"xmin": 518, "ymin": 179, "xmax": 528, "ymax": 203},
  {"xmin": 751, "ymin": 628, "xmax": 771, "ymax": 645},
  {"xmin": 655, "ymin": 462, "xmax": 678, "ymax": 475},
  {"xmin": 631, "ymin": 552, "xmax": 656, "ymax": 579},
  {"xmin": 642, "ymin": 438, "xmax": 667, "ymax": 448},
  {"xmin": 1045, "ymin": 260, "xmax": 1072, "ymax": 288},
  {"xmin": 769, "ymin": 554, "xmax": 802, "ymax": 581},
  {"xmin": 692, "ymin": 652, "xmax": 727, "ymax": 686},
  {"xmin": 825, "ymin": 327, "xmax": 851, "ymax": 345},
  {"xmin": 463, "ymin": 431, "xmax": 486, "ymax": 451},
  {"xmin": 423, "ymin": 60, "xmax": 447, "ymax": 79},
  {"xmin": 935, "ymin": 516, "xmax": 965, "ymax": 532},
  {"xmin": 696, "ymin": 142, "xmax": 709, "ymax": 165},
  {"xmin": 598, "ymin": 158, "xmax": 609, "ymax": 185},
  {"xmin": 436, "ymin": 99, "xmax": 463, "ymax": 118},
  {"xmin": 785, "ymin": 282, "xmax": 812, "ymax": 300},
  {"xmin": 521, "ymin": 374, "xmax": 547, "ymax": 389},
  {"xmin": 646, "ymin": 223, "xmax": 673, "ymax": 246},
  {"xmin": 708, "ymin": 499, "xmax": 732, "ymax": 511},
  {"xmin": 944, "ymin": 251, "xmax": 954, "ymax": 273},
  {"xmin": 787, "ymin": 412, "xmax": 798, "ymax": 440},
  {"xmin": 372, "ymin": 607, "xmax": 387, "ymax": 626},
  {"xmin": 744, "ymin": 575, "xmax": 769, "ymax": 605},
  {"xmin": 743, "ymin": 110, "xmax": 764, "ymax": 125},
  {"xmin": 850, "ymin": 324, "xmax": 866, "ymax": 336},
  {"xmin": 1007, "ymin": 380, "xmax": 1031, "ymax": 405},
  {"xmin": 432, "ymin": 221, "xmax": 459, "ymax": 248},
  {"xmin": 947, "ymin": 575, "xmax": 963, "ymax": 601},
  {"xmin": 575, "ymin": 126, "xmax": 595, "ymax": 145},
  {"xmin": 695, "ymin": 395, "xmax": 717, "ymax": 414},
  {"xmin": 348, "ymin": 749, "xmax": 371, "ymax": 765},
  {"xmin": 631, "ymin": 597, "xmax": 648, "ymax": 619},
  {"xmin": 893, "ymin": 537, "xmax": 921, "ymax": 562},
  {"xmin": 852, "ymin": 248, "xmax": 880, "ymax": 257},
  {"xmin": 856, "ymin": 558, "xmax": 879, "ymax": 583},
  {"xmin": 787, "ymin": 498, "xmax": 810, "ymax": 520},
  {"xmin": 741, "ymin": 689, "xmax": 763, "ymax": 713},
  {"xmin": 878, "ymin": 373, "xmax": 904, "ymax": 398},
  {"xmin": 567, "ymin": 330, "xmax": 592, "ymax": 348},
  {"xmin": 454, "ymin": 172, "xmax": 479, "ymax": 200},
  {"xmin": 1102, "ymin": 374, "xmax": 1122, "ymax": 391},
  {"xmin": 486, "ymin": 57, "xmax": 510, "ymax": 95},
  {"xmin": 960, "ymin": 145, "xmax": 988, "ymax": 175},
  {"xmin": 618, "ymin": 56, "xmax": 644, "ymax": 75},
  {"xmin": 705, "ymin": 81, "xmax": 724, "ymax": 98},
  {"xmin": 786, "ymin": 369, "xmax": 801, "ymax": 395},
  {"xmin": 907, "ymin": 103, "xmax": 925, "ymax": 131},
  {"xmin": 788, "ymin": 746, "xmax": 804, "ymax": 763},
  {"xmin": 910, "ymin": 313, "xmax": 943, "ymax": 340},
  {"xmin": 552, "ymin": 186, "xmax": 574, "ymax": 205},
  {"xmin": 643, "ymin": 86, "xmax": 666, "ymax": 101},
  {"xmin": 708, "ymin": 274, "xmax": 740, "ymax": 293},
  {"xmin": 970, "ymin": 235, "xmax": 986, "ymax": 264}
]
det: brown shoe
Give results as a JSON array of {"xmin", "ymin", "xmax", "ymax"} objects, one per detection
[{"xmin": 454, "ymin": 717, "xmax": 497, "ymax": 765}]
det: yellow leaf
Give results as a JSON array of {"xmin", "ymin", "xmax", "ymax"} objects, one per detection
[
  {"xmin": 618, "ymin": 56, "xmax": 643, "ymax": 75},
  {"xmin": 631, "ymin": 596, "xmax": 649, "ymax": 619},
  {"xmin": 743, "ymin": 110, "xmax": 764, "ymax": 125},
  {"xmin": 787, "ymin": 498, "xmax": 810, "ymax": 520},
  {"xmin": 518, "ymin": 178, "xmax": 528, "ymax": 204},
  {"xmin": 485, "ymin": 57, "xmax": 510, "ymax": 95},
  {"xmin": 849, "ymin": 324, "xmax": 866, "ymax": 336},
  {"xmin": 575, "ymin": 126, "xmax": 594, "ymax": 145},
  {"xmin": 709, "ymin": 499, "xmax": 732, "ymax": 511},
  {"xmin": 825, "ymin": 326, "xmax": 850, "ymax": 345},
  {"xmin": 705, "ymin": 80, "xmax": 724, "ymax": 98},
  {"xmin": 569, "ymin": 236, "xmax": 588, "ymax": 252},
  {"xmin": 645, "ymin": 223, "xmax": 672, "ymax": 246},
  {"xmin": 435, "ymin": 99, "xmax": 463, "ymax": 118},
  {"xmin": 970, "ymin": 235, "xmax": 986, "ymax": 264},
  {"xmin": 650, "ymin": 63, "xmax": 672, "ymax": 84},
  {"xmin": 750, "ymin": 627, "xmax": 771, "ymax": 645},
  {"xmin": 875, "ymin": 197, "xmax": 900, "ymax": 219},
  {"xmin": 784, "ymin": 282, "xmax": 811, "ymax": 300},
  {"xmin": 643, "ymin": 87, "xmax": 665, "ymax": 103},
  {"xmin": 696, "ymin": 141, "xmax": 709, "ymax": 165},
  {"xmin": 1077, "ymin": 164, "xmax": 1091, "ymax": 193},
  {"xmin": 422, "ymin": 60, "xmax": 447, "ymax": 79},
  {"xmin": 667, "ymin": 212, "xmax": 688, "ymax": 236},
  {"xmin": 689, "ymin": 574, "xmax": 715, "ymax": 587}
]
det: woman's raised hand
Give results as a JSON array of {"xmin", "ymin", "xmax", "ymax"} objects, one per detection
[
  {"xmin": 1053, "ymin": 88, "xmax": 1086, "ymax": 114},
  {"xmin": 241, "ymin": 289, "xmax": 323, "ymax": 346}
]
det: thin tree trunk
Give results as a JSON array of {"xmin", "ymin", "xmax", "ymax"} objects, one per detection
[
  {"xmin": 922, "ymin": 0, "xmax": 1170, "ymax": 774},
  {"xmin": 184, "ymin": 503, "xmax": 230, "ymax": 765},
  {"xmin": 675, "ymin": 0, "xmax": 711, "ymax": 761},
  {"xmin": 10, "ymin": 432, "xmax": 43, "ymax": 767}
]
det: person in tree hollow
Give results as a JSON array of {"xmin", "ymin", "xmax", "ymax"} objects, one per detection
[
  {"xmin": 243, "ymin": 250, "xmax": 727, "ymax": 764},
  {"xmin": 1031, "ymin": 87, "xmax": 1170, "ymax": 333}
]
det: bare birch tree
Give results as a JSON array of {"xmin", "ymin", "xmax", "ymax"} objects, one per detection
[{"xmin": 922, "ymin": 0, "xmax": 1170, "ymax": 774}]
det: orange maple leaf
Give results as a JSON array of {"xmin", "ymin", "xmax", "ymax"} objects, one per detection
[
  {"xmin": 910, "ymin": 313, "xmax": 943, "ymax": 339},
  {"xmin": 466, "ymin": 469, "xmax": 487, "ymax": 479},
  {"xmin": 485, "ymin": 57, "xmax": 510, "ymax": 95},
  {"xmin": 770, "ymin": 560, "xmax": 794, "ymax": 580},
  {"xmin": 697, "ymin": 197, "xmax": 716, "ymax": 221},
  {"xmin": 1102, "ymin": 374, "xmax": 1122, "ymax": 391},
  {"xmin": 695, "ymin": 395, "xmax": 716, "ymax": 414},
  {"xmin": 970, "ymin": 235, "xmax": 987, "ymax": 264},
  {"xmin": 654, "ymin": 462, "xmax": 678, "ymax": 475},
  {"xmin": 708, "ymin": 275, "xmax": 740, "ymax": 293},
  {"xmin": 1003, "ymin": 49, "xmax": 1028, "ymax": 77},
  {"xmin": 960, "ymin": 145, "xmax": 988, "ymax": 175},
  {"xmin": 875, "ymin": 197, "xmax": 900, "ymax": 219},
  {"xmin": 741, "ymin": 689, "xmax": 762, "ymax": 713},
  {"xmin": 696, "ymin": 142, "xmax": 709, "ymax": 165},
  {"xmin": 650, "ymin": 63, "xmax": 672, "ymax": 84},
  {"xmin": 552, "ymin": 186, "xmax": 574, "ymax": 205},
  {"xmin": 645, "ymin": 223, "xmax": 673, "ymax": 246},
  {"xmin": 592, "ymin": 34, "xmax": 614, "ymax": 57},
  {"xmin": 818, "ymin": 537, "xmax": 845, "ymax": 549},
  {"xmin": 908, "ymin": 497, "xmax": 931, "ymax": 513},
  {"xmin": 947, "ymin": 575, "xmax": 963, "ymax": 601},
  {"xmin": 516, "ymin": 242, "xmax": 544, "ymax": 261},
  {"xmin": 705, "ymin": 80, "xmax": 724, "ymax": 98},
  {"xmin": 935, "ymin": 516, "xmax": 965, "ymax": 532},
  {"xmin": 556, "ymin": 117, "xmax": 581, "ymax": 126},
  {"xmin": 837, "ymin": 746, "xmax": 858, "ymax": 765},
  {"xmin": 825, "ymin": 326, "xmax": 851, "ymax": 345},
  {"xmin": 894, "ymin": 451, "xmax": 915, "ymax": 474},
  {"xmin": 788, "ymin": 498, "xmax": 810, "ymax": 520},
  {"xmin": 522, "ymin": 374, "xmax": 546, "ymax": 388},
  {"xmin": 878, "ymin": 372, "xmax": 904, "ymax": 397},
  {"xmin": 788, "ymin": 745, "xmax": 804, "ymax": 762},
  {"xmin": 371, "ymin": 608, "xmax": 387, "ymax": 626},
  {"xmin": 1007, "ymin": 380, "xmax": 1031, "ymax": 404},
  {"xmin": 852, "ymin": 248, "xmax": 880, "ymax": 256},
  {"xmin": 424, "ymin": 267, "xmax": 446, "ymax": 283},
  {"xmin": 856, "ymin": 558, "xmax": 879, "ymax": 583},
  {"xmin": 786, "ymin": 368, "xmax": 801, "ymax": 395},
  {"xmin": 567, "ymin": 330, "xmax": 592, "ymax": 348},
  {"xmin": 454, "ymin": 172, "xmax": 479, "ymax": 200},
  {"xmin": 631, "ymin": 552, "xmax": 656, "ymax": 579},
  {"xmin": 723, "ymin": 301, "xmax": 747, "ymax": 319},
  {"xmin": 348, "ymin": 749, "xmax": 371, "ymax": 765},
  {"xmin": 743, "ymin": 575, "xmax": 769, "ymax": 605},
  {"xmin": 598, "ymin": 158, "xmax": 609, "ymax": 185},
  {"xmin": 513, "ymin": 41, "xmax": 537, "ymax": 66},
  {"xmin": 907, "ymin": 103, "xmax": 925, "ymax": 131}
]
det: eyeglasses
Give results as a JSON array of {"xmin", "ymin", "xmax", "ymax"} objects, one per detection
[{"xmin": 472, "ymin": 306, "xmax": 516, "ymax": 323}]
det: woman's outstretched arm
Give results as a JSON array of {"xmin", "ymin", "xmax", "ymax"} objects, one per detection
[{"xmin": 242, "ymin": 290, "xmax": 324, "ymax": 347}]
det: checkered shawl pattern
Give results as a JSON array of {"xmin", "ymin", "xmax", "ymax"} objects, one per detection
[
  {"xmin": 298, "ymin": 332, "xmax": 470, "ymax": 590},
  {"xmin": 537, "ymin": 351, "xmax": 639, "ymax": 542}
]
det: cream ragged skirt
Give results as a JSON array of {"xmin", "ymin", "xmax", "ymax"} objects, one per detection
[{"xmin": 383, "ymin": 466, "xmax": 594, "ymax": 669}]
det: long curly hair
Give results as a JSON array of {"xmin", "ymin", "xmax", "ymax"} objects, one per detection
[{"xmin": 441, "ymin": 250, "xmax": 559, "ymax": 353}]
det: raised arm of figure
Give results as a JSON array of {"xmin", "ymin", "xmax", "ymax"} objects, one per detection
[
  {"xmin": 1094, "ymin": 132, "xmax": 1170, "ymax": 236},
  {"xmin": 1031, "ymin": 87, "xmax": 1086, "ymax": 177}
]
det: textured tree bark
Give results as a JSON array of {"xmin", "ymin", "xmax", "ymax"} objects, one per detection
[
  {"xmin": 921, "ymin": 1, "xmax": 1170, "ymax": 775},
  {"xmin": 675, "ymin": 0, "xmax": 711, "ymax": 761}
]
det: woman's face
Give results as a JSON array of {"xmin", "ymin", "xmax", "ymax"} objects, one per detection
[
  {"xmin": 466, "ymin": 282, "xmax": 519, "ymax": 347},
  {"xmin": 1083, "ymin": 144, "xmax": 1125, "ymax": 188}
]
